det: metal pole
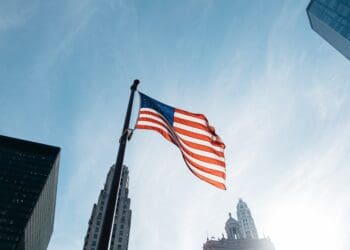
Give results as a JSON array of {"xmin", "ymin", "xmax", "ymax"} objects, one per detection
[{"xmin": 97, "ymin": 79, "xmax": 140, "ymax": 250}]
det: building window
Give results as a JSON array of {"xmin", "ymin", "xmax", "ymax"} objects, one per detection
[{"xmin": 246, "ymin": 231, "xmax": 252, "ymax": 238}]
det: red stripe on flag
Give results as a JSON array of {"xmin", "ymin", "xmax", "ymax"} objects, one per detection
[
  {"xmin": 179, "ymin": 138, "xmax": 224, "ymax": 157},
  {"xmin": 174, "ymin": 126, "xmax": 213, "ymax": 143},
  {"xmin": 139, "ymin": 110, "xmax": 163, "ymax": 119},
  {"xmin": 136, "ymin": 124, "xmax": 175, "ymax": 144},
  {"xmin": 175, "ymin": 108, "xmax": 207, "ymax": 120},
  {"xmin": 181, "ymin": 151, "xmax": 226, "ymax": 178},
  {"xmin": 178, "ymin": 141, "xmax": 226, "ymax": 167},
  {"xmin": 187, "ymin": 166, "xmax": 226, "ymax": 190},
  {"xmin": 174, "ymin": 117, "xmax": 208, "ymax": 131},
  {"xmin": 137, "ymin": 117, "xmax": 167, "ymax": 128}
]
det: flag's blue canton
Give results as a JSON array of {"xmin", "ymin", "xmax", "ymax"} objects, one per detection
[{"xmin": 139, "ymin": 92, "xmax": 175, "ymax": 125}]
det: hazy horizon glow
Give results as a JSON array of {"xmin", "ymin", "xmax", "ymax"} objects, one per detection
[{"xmin": 1, "ymin": 1, "xmax": 349, "ymax": 250}]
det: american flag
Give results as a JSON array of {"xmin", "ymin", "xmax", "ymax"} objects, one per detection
[{"xmin": 135, "ymin": 92, "xmax": 226, "ymax": 190}]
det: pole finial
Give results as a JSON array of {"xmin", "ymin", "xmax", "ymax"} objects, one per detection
[{"xmin": 131, "ymin": 79, "xmax": 140, "ymax": 90}]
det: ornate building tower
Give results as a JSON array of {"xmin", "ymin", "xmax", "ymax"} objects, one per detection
[
  {"xmin": 203, "ymin": 198, "xmax": 274, "ymax": 250},
  {"xmin": 237, "ymin": 199, "xmax": 258, "ymax": 239},
  {"xmin": 83, "ymin": 165, "xmax": 132, "ymax": 250},
  {"xmin": 225, "ymin": 213, "xmax": 241, "ymax": 240}
]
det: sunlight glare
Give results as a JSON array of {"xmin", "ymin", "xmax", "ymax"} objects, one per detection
[{"xmin": 265, "ymin": 202, "xmax": 342, "ymax": 250}]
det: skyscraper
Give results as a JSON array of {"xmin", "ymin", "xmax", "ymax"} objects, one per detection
[
  {"xmin": 0, "ymin": 135, "xmax": 60, "ymax": 250},
  {"xmin": 84, "ymin": 165, "xmax": 132, "ymax": 250},
  {"xmin": 203, "ymin": 199, "xmax": 274, "ymax": 250},
  {"xmin": 307, "ymin": 0, "xmax": 350, "ymax": 60}
]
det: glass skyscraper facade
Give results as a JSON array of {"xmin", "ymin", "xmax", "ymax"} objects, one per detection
[
  {"xmin": 0, "ymin": 135, "xmax": 60, "ymax": 250},
  {"xmin": 307, "ymin": 0, "xmax": 350, "ymax": 60}
]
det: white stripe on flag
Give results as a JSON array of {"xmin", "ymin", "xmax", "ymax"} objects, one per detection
[
  {"xmin": 176, "ymin": 133, "xmax": 224, "ymax": 152},
  {"xmin": 174, "ymin": 122, "xmax": 214, "ymax": 138},
  {"xmin": 185, "ymin": 160, "xmax": 225, "ymax": 183},
  {"xmin": 177, "ymin": 138, "xmax": 225, "ymax": 161},
  {"xmin": 174, "ymin": 112, "xmax": 207, "ymax": 126}
]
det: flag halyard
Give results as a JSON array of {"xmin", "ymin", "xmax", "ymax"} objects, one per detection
[{"xmin": 135, "ymin": 92, "xmax": 226, "ymax": 190}]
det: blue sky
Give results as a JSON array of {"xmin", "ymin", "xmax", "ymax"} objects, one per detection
[{"xmin": 1, "ymin": 0, "xmax": 350, "ymax": 249}]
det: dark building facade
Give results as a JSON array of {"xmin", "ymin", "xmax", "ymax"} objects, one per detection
[
  {"xmin": 203, "ymin": 199, "xmax": 274, "ymax": 250},
  {"xmin": 307, "ymin": 0, "xmax": 350, "ymax": 60},
  {"xmin": 84, "ymin": 165, "xmax": 132, "ymax": 250},
  {"xmin": 0, "ymin": 135, "xmax": 60, "ymax": 250}
]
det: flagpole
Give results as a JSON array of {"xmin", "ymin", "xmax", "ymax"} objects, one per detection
[{"xmin": 97, "ymin": 79, "xmax": 140, "ymax": 250}]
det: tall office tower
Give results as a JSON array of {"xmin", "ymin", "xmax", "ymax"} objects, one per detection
[
  {"xmin": 0, "ymin": 135, "xmax": 60, "ymax": 250},
  {"xmin": 84, "ymin": 165, "xmax": 132, "ymax": 250},
  {"xmin": 307, "ymin": 0, "xmax": 350, "ymax": 60},
  {"xmin": 236, "ymin": 199, "xmax": 258, "ymax": 239},
  {"xmin": 203, "ymin": 199, "xmax": 274, "ymax": 250}
]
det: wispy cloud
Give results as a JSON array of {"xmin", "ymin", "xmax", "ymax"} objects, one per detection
[
  {"xmin": 30, "ymin": 1, "xmax": 97, "ymax": 81},
  {"xmin": 0, "ymin": 0, "xmax": 39, "ymax": 31}
]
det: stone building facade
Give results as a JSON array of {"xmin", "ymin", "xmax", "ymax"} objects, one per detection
[
  {"xmin": 83, "ymin": 165, "xmax": 132, "ymax": 250},
  {"xmin": 203, "ymin": 199, "xmax": 274, "ymax": 250}
]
